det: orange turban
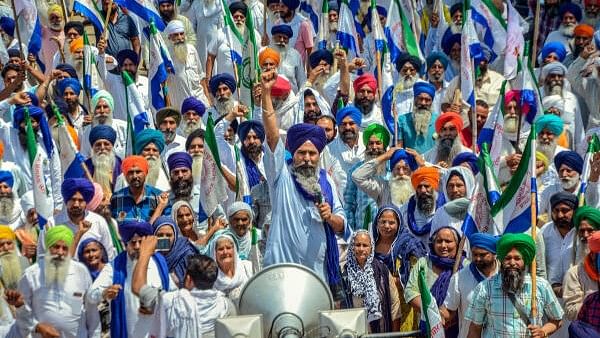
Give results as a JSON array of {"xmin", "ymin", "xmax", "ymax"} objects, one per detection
[
  {"xmin": 70, "ymin": 37, "xmax": 84, "ymax": 54},
  {"xmin": 411, "ymin": 166, "xmax": 440, "ymax": 190},
  {"xmin": 435, "ymin": 112, "xmax": 463, "ymax": 133},
  {"xmin": 259, "ymin": 47, "xmax": 280, "ymax": 66},
  {"xmin": 121, "ymin": 155, "xmax": 149, "ymax": 175},
  {"xmin": 574, "ymin": 24, "xmax": 594, "ymax": 38},
  {"xmin": 0, "ymin": 140, "xmax": 4, "ymax": 159}
]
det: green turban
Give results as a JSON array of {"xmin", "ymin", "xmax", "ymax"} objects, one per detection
[
  {"xmin": 496, "ymin": 233, "xmax": 536, "ymax": 266},
  {"xmin": 573, "ymin": 206, "xmax": 600, "ymax": 230},
  {"xmin": 362, "ymin": 123, "xmax": 390, "ymax": 148},
  {"xmin": 45, "ymin": 225, "xmax": 74, "ymax": 249}
]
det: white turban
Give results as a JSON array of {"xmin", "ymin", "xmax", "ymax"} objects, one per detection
[
  {"xmin": 165, "ymin": 20, "xmax": 185, "ymax": 36},
  {"xmin": 227, "ymin": 201, "xmax": 254, "ymax": 220},
  {"xmin": 20, "ymin": 191, "xmax": 34, "ymax": 213},
  {"xmin": 542, "ymin": 94, "xmax": 565, "ymax": 114},
  {"xmin": 541, "ymin": 62, "xmax": 568, "ymax": 82}
]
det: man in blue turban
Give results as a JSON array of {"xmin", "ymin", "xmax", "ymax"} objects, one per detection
[
  {"xmin": 85, "ymin": 125, "xmax": 122, "ymax": 193},
  {"xmin": 396, "ymin": 80, "xmax": 439, "ymax": 153},
  {"xmin": 427, "ymin": 52, "xmax": 448, "ymax": 92},
  {"xmin": 538, "ymin": 150, "xmax": 585, "ymax": 215},
  {"xmin": 180, "ymin": 97, "xmax": 205, "ymax": 137},
  {"xmin": 328, "ymin": 105, "xmax": 364, "ymax": 174},
  {"xmin": 208, "ymin": 73, "xmax": 241, "ymax": 116},
  {"xmin": 0, "ymin": 170, "xmax": 21, "ymax": 228},
  {"xmin": 167, "ymin": 151, "xmax": 194, "ymax": 203},
  {"xmin": 540, "ymin": 41, "xmax": 568, "ymax": 64},
  {"xmin": 237, "ymin": 120, "xmax": 266, "ymax": 189},
  {"xmin": 57, "ymin": 78, "xmax": 87, "ymax": 129}
]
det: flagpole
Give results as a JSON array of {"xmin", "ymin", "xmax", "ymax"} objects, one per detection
[
  {"xmin": 471, "ymin": 59, "xmax": 478, "ymax": 153},
  {"xmin": 530, "ymin": 0, "xmax": 541, "ymax": 67},
  {"xmin": 376, "ymin": 51, "xmax": 382, "ymax": 102},
  {"xmin": 60, "ymin": 0, "xmax": 70, "ymax": 23},
  {"xmin": 103, "ymin": 0, "xmax": 114, "ymax": 39},
  {"xmin": 530, "ymin": 161, "xmax": 538, "ymax": 321},
  {"xmin": 9, "ymin": 0, "xmax": 25, "ymax": 59}
]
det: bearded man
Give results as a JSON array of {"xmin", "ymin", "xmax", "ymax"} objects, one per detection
[
  {"xmin": 80, "ymin": 90, "xmax": 128, "ymax": 159},
  {"xmin": 277, "ymin": 0, "xmax": 314, "ymax": 61},
  {"xmin": 179, "ymin": 97, "xmax": 206, "ymax": 137},
  {"xmin": 85, "ymin": 125, "xmax": 122, "ymax": 194},
  {"xmin": 40, "ymin": 4, "xmax": 65, "ymax": 75},
  {"xmin": 167, "ymin": 152, "xmax": 195, "ymax": 204},
  {"xmin": 156, "ymin": 108, "xmax": 187, "ymax": 162},
  {"xmin": 424, "ymin": 112, "xmax": 471, "ymax": 166},
  {"xmin": 564, "ymin": 24, "xmax": 594, "ymax": 66},
  {"xmin": 328, "ymin": 106, "xmax": 365, "ymax": 174},
  {"xmin": 545, "ymin": 3, "xmax": 582, "ymax": 51},
  {"xmin": 206, "ymin": 73, "xmax": 238, "ymax": 118},
  {"xmin": 0, "ymin": 226, "xmax": 29, "ymax": 290},
  {"xmin": 539, "ymin": 151, "xmax": 584, "ymax": 215},
  {"xmin": 186, "ymin": 128, "xmax": 205, "ymax": 185},
  {"xmin": 0, "ymin": 171, "xmax": 23, "ymax": 229},
  {"xmin": 535, "ymin": 114, "xmax": 568, "ymax": 184},
  {"xmin": 426, "ymin": 52, "xmax": 449, "ymax": 114},
  {"xmin": 270, "ymin": 24, "xmax": 305, "ymax": 92},
  {"xmin": 306, "ymin": 49, "xmax": 335, "ymax": 102},
  {"xmin": 397, "ymin": 82, "xmax": 438, "ymax": 153},
  {"xmin": 128, "ymin": 129, "xmax": 170, "ymax": 191},
  {"xmin": 583, "ymin": 0, "xmax": 600, "ymax": 27},
  {"xmin": 158, "ymin": 0, "xmax": 196, "ymax": 46},
  {"xmin": 56, "ymin": 78, "xmax": 86, "ymax": 130}
]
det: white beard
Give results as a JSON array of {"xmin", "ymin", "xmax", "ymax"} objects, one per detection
[
  {"xmin": 560, "ymin": 174, "xmax": 580, "ymax": 191},
  {"xmin": 215, "ymin": 97, "xmax": 235, "ymax": 115},
  {"xmin": 146, "ymin": 156, "xmax": 163, "ymax": 186},
  {"xmin": 413, "ymin": 108, "xmax": 432, "ymax": 136},
  {"xmin": 537, "ymin": 140, "xmax": 557, "ymax": 160},
  {"xmin": 402, "ymin": 75, "xmax": 416, "ymax": 89},
  {"xmin": 73, "ymin": 59, "xmax": 83, "ymax": 77},
  {"xmin": 272, "ymin": 44, "xmax": 288, "ymax": 60},
  {"xmin": 449, "ymin": 23, "xmax": 461, "ymax": 34},
  {"xmin": 329, "ymin": 21, "xmax": 338, "ymax": 32},
  {"xmin": 389, "ymin": 176, "xmax": 414, "ymax": 206},
  {"xmin": 548, "ymin": 84, "xmax": 563, "ymax": 96},
  {"xmin": 313, "ymin": 72, "xmax": 331, "ymax": 92},
  {"xmin": 267, "ymin": 10, "xmax": 279, "ymax": 23},
  {"xmin": 183, "ymin": 120, "xmax": 201, "ymax": 137},
  {"xmin": 560, "ymin": 23, "xmax": 576, "ymax": 36},
  {"xmin": 93, "ymin": 114, "xmax": 112, "ymax": 127},
  {"xmin": 236, "ymin": 23, "xmax": 246, "ymax": 36},
  {"xmin": 49, "ymin": 22, "xmax": 64, "ymax": 32},
  {"xmin": 504, "ymin": 116, "xmax": 519, "ymax": 134},
  {"xmin": 92, "ymin": 152, "xmax": 116, "ymax": 193},
  {"xmin": 172, "ymin": 42, "xmax": 188, "ymax": 63},
  {"xmin": 44, "ymin": 255, "xmax": 71, "ymax": 289},
  {"xmin": 0, "ymin": 196, "xmax": 14, "ymax": 220},
  {"xmin": 0, "ymin": 251, "xmax": 22, "ymax": 289},
  {"xmin": 192, "ymin": 154, "xmax": 204, "ymax": 185}
]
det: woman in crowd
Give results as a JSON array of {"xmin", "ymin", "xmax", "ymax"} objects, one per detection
[
  {"xmin": 172, "ymin": 200, "xmax": 226, "ymax": 248},
  {"xmin": 77, "ymin": 237, "xmax": 110, "ymax": 335}
]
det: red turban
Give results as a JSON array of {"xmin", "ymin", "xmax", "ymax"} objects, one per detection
[
  {"xmin": 574, "ymin": 24, "xmax": 594, "ymax": 38},
  {"xmin": 121, "ymin": 155, "xmax": 149, "ymax": 175},
  {"xmin": 0, "ymin": 140, "xmax": 3, "ymax": 159},
  {"xmin": 505, "ymin": 89, "xmax": 520, "ymax": 106},
  {"xmin": 435, "ymin": 112, "xmax": 463, "ymax": 133},
  {"xmin": 411, "ymin": 166, "xmax": 440, "ymax": 190},
  {"xmin": 259, "ymin": 47, "xmax": 280, "ymax": 66},
  {"xmin": 271, "ymin": 75, "xmax": 291, "ymax": 97},
  {"xmin": 353, "ymin": 73, "xmax": 377, "ymax": 93},
  {"xmin": 585, "ymin": 0, "xmax": 599, "ymax": 6},
  {"xmin": 589, "ymin": 231, "xmax": 600, "ymax": 253}
]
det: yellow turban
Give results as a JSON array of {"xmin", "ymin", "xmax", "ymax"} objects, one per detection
[
  {"xmin": 48, "ymin": 3, "xmax": 63, "ymax": 18},
  {"xmin": 0, "ymin": 225, "xmax": 15, "ymax": 241},
  {"xmin": 536, "ymin": 151, "xmax": 549, "ymax": 170},
  {"xmin": 259, "ymin": 47, "xmax": 280, "ymax": 66},
  {"xmin": 45, "ymin": 225, "xmax": 74, "ymax": 248},
  {"xmin": 70, "ymin": 37, "xmax": 84, "ymax": 54}
]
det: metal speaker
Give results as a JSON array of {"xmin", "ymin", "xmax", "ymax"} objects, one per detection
[
  {"xmin": 215, "ymin": 314, "xmax": 264, "ymax": 338},
  {"xmin": 318, "ymin": 309, "xmax": 368, "ymax": 338},
  {"xmin": 238, "ymin": 263, "xmax": 334, "ymax": 337}
]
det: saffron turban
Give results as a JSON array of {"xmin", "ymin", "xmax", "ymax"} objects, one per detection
[
  {"xmin": 116, "ymin": 49, "xmax": 139, "ymax": 66},
  {"xmin": 410, "ymin": 166, "xmax": 440, "ymax": 190},
  {"xmin": 119, "ymin": 219, "xmax": 153, "ymax": 243},
  {"xmin": 165, "ymin": 19, "xmax": 185, "ymax": 35},
  {"xmin": 259, "ymin": 47, "xmax": 280, "ymax": 66},
  {"xmin": 69, "ymin": 37, "xmax": 84, "ymax": 54},
  {"xmin": 336, "ymin": 106, "xmax": 362, "ymax": 126},
  {"xmin": 541, "ymin": 42, "xmax": 567, "ymax": 62},
  {"xmin": 390, "ymin": 149, "xmax": 418, "ymax": 171},
  {"xmin": 286, "ymin": 123, "xmax": 327, "ymax": 154},
  {"xmin": 554, "ymin": 150, "xmax": 583, "ymax": 174},
  {"xmin": 121, "ymin": 155, "xmax": 149, "ymax": 175},
  {"xmin": 57, "ymin": 78, "xmax": 82, "ymax": 96},
  {"xmin": 0, "ymin": 140, "xmax": 4, "ymax": 158},
  {"xmin": 181, "ymin": 97, "xmax": 206, "ymax": 117},
  {"xmin": 353, "ymin": 73, "xmax": 377, "ymax": 93},
  {"xmin": 535, "ymin": 114, "xmax": 564, "ymax": 136},
  {"xmin": 309, "ymin": 49, "xmax": 333, "ymax": 68},
  {"xmin": 496, "ymin": 233, "xmax": 536, "ymax": 266},
  {"xmin": 442, "ymin": 33, "xmax": 461, "ymax": 56},
  {"xmin": 574, "ymin": 206, "xmax": 600, "ymax": 230},
  {"xmin": 0, "ymin": 171, "xmax": 13, "ymax": 188},
  {"xmin": 271, "ymin": 75, "xmax": 291, "ymax": 97},
  {"xmin": 469, "ymin": 233, "xmax": 498, "ymax": 254},
  {"xmin": 0, "ymin": 17, "xmax": 14, "ymax": 37},
  {"xmin": 426, "ymin": 51, "xmax": 449, "ymax": 70},
  {"xmin": 559, "ymin": 2, "xmax": 582, "ymax": 22},
  {"xmin": 86, "ymin": 182, "xmax": 104, "ymax": 211},
  {"xmin": 0, "ymin": 225, "xmax": 15, "ymax": 241},
  {"xmin": 550, "ymin": 191, "xmax": 578, "ymax": 210},
  {"xmin": 238, "ymin": 120, "xmax": 265, "ymax": 142},
  {"xmin": 281, "ymin": 0, "xmax": 300, "ymax": 11},
  {"xmin": 227, "ymin": 201, "xmax": 254, "ymax": 220},
  {"xmin": 574, "ymin": 24, "xmax": 594, "ymax": 37},
  {"xmin": 271, "ymin": 24, "xmax": 293, "ymax": 38},
  {"xmin": 89, "ymin": 125, "xmax": 117, "ymax": 145},
  {"xmin": 413, "ymin": 81, "xmax": 436, "ymax": 99},
  {"xmin": 588, "ymin": 231, "xmax": 600, "ymax": 253},
  {"xmin": 209, "ymin": 73, "xmax": 237, "ymax": 96},
  {"xmin": 363, "ymin": 123, "xmax": 390, "ymax": 148},
  {"xmin": 435, "ymin": 112, "xmax": 463, "ymax": 133},
  {"xmin": 91, "ymin": 90, "xmax": 114, "ymax": 112},
  {"xmin": 395, "ymin": 53, "xmax": 422, "ymax": 73},
  {"xmin": 452, "ymin": 152, "xmax": 479, "ymax": 175},
  {"xmin": 134, "ymin": 129, "xmax": 165, "ymax": 155},
  {"xmin": 45, "ymin": 225, "xmax": 75, "ymax": 248},
  {"xmin": 62, "ymin": 178, "xmax": 95, "ymax": 203},
  {"xmin": 156, "ymin": 107, "xmax": 181, "ymax": 127},
  {"xmin": 167, "ymin": 152, "xmax": 193, "ymax": 171}
]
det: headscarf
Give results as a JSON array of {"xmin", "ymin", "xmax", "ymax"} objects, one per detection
[
  {"xmin": 429, "ymin": 226, "xmax": 463, "ymax": 305},
  {"xmin": 181, "ymin": 97, "xmax": 206, "ymax": 117},
  {"xmin": 550, "ymin": 191, "xmax": 578, "ymax": 210},
  {"xmin": 345, "ymin": 230, "xmax": 382, "ymax": 322},
  {"xmin": 309, "ymin": 49, "xmax": 333, "ymax": 68},
  {"xmin": 540, "ymin": 42, "xmax": 567, "ymax": 62},
  {"xmin": 469, "ymin": 233, "xmax": 498, "ymax": 254},
  {"xmin": 89, "ymin": 125, "xmax": 117, "ymax": 145},
  {"xmin": 167, "ymin": 152, "xmax": 192, "ymax": 171},
  {"xmin": 286, "ymin": 123, "xmax": 327, "ymax": 154},
  {"xmin": 204, "ymin": 230, "xmax": 250, "ymax": 293},
  {"xmin": 574, "ymin": 206, "xmax": 600, "ymax": 230},
  {"xmin": 413, "ymin": 81, "xmax": 436, "ymax": 99},
  {"xmin": 535, "ymin": 114, "xmax": 564, "ymax": 136},
  {"xmin": 121, "ymin": 155, "xmax": 149, "ymax": 175},
  {"xmin": 171, "ymin": 200, "xmax": 200, "ymax": 231},
  {"xmin": 116, "ymin": 49, "xmax": 139, "ymax": 67},
  {"xmin": 452, "ymin": 152, "xmax": 479, "ymax": 175},
  {"xmin": 271, "ymin": 24, "xmax": 293, "ymax": 37},
  {"xmin": 77, "ymin": 238, "xmax": 108, "ymax": 280},
  {"xmin": 426, "ymin": 51, "xmax": 449, "ymax": 70},
  {"xmin": 119, "ymin": 219, "xmax": 153, "ymax": 243},
  {"xmin": 390, "ymin": 149, "xmax": 418, "ymax": 171},
  {"xmin": 165, "ymin": 19, "xmax": 185, "ymax": 35},
  {"xmin": 435, "ymin": 112, "xmax": 463, "ymax": 134},
  {"xmin": 363, "ymin": 124, "xmax": 390, "ymax": 148},
  {"xmin": 336, "ymin": 106, "xmax": 363, "ymax": 126},
  {"xmin": 496, "ymin": 233, "xmax": 536, "ymax": 265},
  {"xmin": 259, "ymin": 47, "xmax": 280, "ymax": 66},
  {"xmin": 237, "ymin": 120, "xmax": 265, "ymax": 142},
  {"xmin": 353, "ymin": 73, "xmax": 377, "ymax": 93},
  {"xmin": 134, "ymin": 129, "xmax": 165, "ymax": 154},
  {"xmin": 227, "ymin": 202, "xmax": 254, "ymax": 259},
  {"xmin": 209, "ymin": 73, "xmax": 237, "ymax": 96},
  {"xmin": 69, "ymin": 37, "xmax": 84, "ymax": 54},
  {"xmin": 0, "ymin": 171, "xmax": 14, "ymax": 188},
  {"xmin": 13, "ymin": 105, "xmax": 54, "ymax": 156},
  {"xmin": 0, "ymin": 225, "xmax": 15, "ymax": 241},
  {"xmin": 554, "ymin": 150, "xmax": 584, "ymax": 174},
  {"xmin": 45, "ymin": 225, "xmax": 75, "ymax": 248},
  {"xmin": 61, "ymin": 178, "xmax": 95, "ymax": 203},
  {"xmin": 441, "ymin": 166, "xmax": 475, "ymax": 201},
  {"xmin": 371, "ymin": 205, "xmax": 405, "ymax": 270},
  {"xmin": 91, "ymin": 90, "xmax": 114, "ymax": 112},
  {"xmin": 411, "ymin": 166, "xmax": 440, "ymax": 190}
]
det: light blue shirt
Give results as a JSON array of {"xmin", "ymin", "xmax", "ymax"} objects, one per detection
[{"xmin": 262, "ymin": 140, "xmax": 349, "ymax": 282}]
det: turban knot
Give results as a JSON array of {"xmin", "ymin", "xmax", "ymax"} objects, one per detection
[
  {"xmin": 121, "ymin": 155, "xmax": 149, "ymax": 175},
  {"xmin": 62, "ymin": 178, "xmax": 95, "ymax": 203},
  {"xmin": 286, "ymin": 123, "xmax": 327, "ymax": 154},
  {"xmin": 134, "ymin": 129, "xmax": 165, "ymax": 155},
  {"xmin": 411, "ymin": 166, "xmax": 440, "ymax": 190},
  {"xmin": 497, "ymin": 233, "xmax": 536, "ymax": 266},
  {"xmin": 45, "ymin": 225, "xmax": 75, "ymax": 248},
  {"xmin": 554, "ymin": 150, "xmax": 583, "ymax": 174},
  {"xmin": 363, "ymin": 123, "xmax": 390, "ymax": 148}
]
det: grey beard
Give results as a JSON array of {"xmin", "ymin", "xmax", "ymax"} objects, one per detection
[
  {"xmin": 271, "ymin": 44, "xmax": 288, "ymax": 59},
  {"xmin": 313, "ymin": 72, "xmax": 331, "ymax": 92},
  {"xmin": 501, "ymin": 267, "xmax": 525, "ymax": 294},
  {"xmin": 504, "ymin": 116, "xmax": 519, "ymax": 134},
  {"xmin": 44, "ymin": 255, "xmax": 71, "ymax": 289},
  {"xmin": 560, "ymin": 23, "xmax": 575, "ymax": 37},
  {"xmin": 436, "ymin": 137, "xmax": 462, "ymax": 164},
  {"xmin": 146, "ymin": 156, "xmax": 162, "ymax": 186},
  {"xmin": 236, "ymin": 24, "xmax": 246, "ymax": 36},
  {"xmin": 290, "ymin": 163, "xmax": 321, "ymax": 196},
  {"xmin": 449, "ymin": 23, "xmax": 461, "ymax": 34},
  {"xmin": 92, "ymin": 152, "xmax": 116, "ymax": 192},
  {"xmin": 548, "ymin": 84, "xmax": 563, "ymax": 96},
  {"xmin": 267, "ymin": 11, "xmax": 279, "ymax": 23},
  {"xmin": 215, "ymin": 97, "xmax": 235, "ymax": 115},
  {"xmin": 49, "ymin": 22, "xmax": 64, "ymax": 31},
  {"xmin": 0, "ymin": 251, "xmax": 21, "ymax": 289},
  {"xmin": 560, "ymin": 174, "xmax": 580, "ymax": 191},
  {"xmin": 537, "ymin": 140, "xmax": 557, "ymax": 160},
  {"xmin": 192, "ymin": 155, "xmax": 204, "ymax": 185},
  {"xmin": 0, "ymin": 196, "xmax": 15, "ymax": 220},
  {"xmin": 413, "ymin": 108, "xmax": 432, "ymax": 136},
  {"xmin": 93, "ymin": 114, "xmax": 112, "ymax": 126},
  {"xmin": 172, "ymin": 42, "xmax": 188, "ymax": 63},
  {"xmin": 329, "ymin": 21, "xmax": 338, "ymax": 32},
  {"xmin": 417, "ymin": 192, "xmax": 435, "ymax": 214},
  {"xmin": 389, "ymin": 176, "xmax": 413, "ymax": 206},
  {"xmin": 183, "ymin": 120, "xmax": 201, "ymax": 137},
  {"xmin": 402, "ymin": 75, "xmax": 416, "ymax": 89}
]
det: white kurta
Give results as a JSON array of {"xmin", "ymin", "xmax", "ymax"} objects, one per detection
[
  {"xmin": 167, "ymin": 44, "xmax": 209, "ymax": 112},
  {"xmin": 541, "ymin": 222, "xmax": 576, "ymax": 285},
  {"xmin": 326, "ymin": 134, "xmax": 366, "ymax": 175},
  {"xmin": 179, "ymin": 0, "xmax": 224, "ymax": 67}
]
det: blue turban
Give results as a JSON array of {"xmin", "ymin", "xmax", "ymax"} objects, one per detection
[
  {"xmin": 157, "ymin": 0, "xmax": 174, "ymax": 4},
  {"xmin": 61, "ymin": 178, "xmax": 95, "ymax": 203},
  {"xmin": 238, "ymin": 120, "xmax": 265, "ymax": 142},
  {"xmin": 286, "ymin": 123, "xmax": 327, "ymax": 154},
  {"xmin": 57, "ymin": 78, "xmax": 82, "ymax": 96},
  {"xmin": 282, "ymin": 0, "xmax": 300, "ymax": 10},
  {"xmin": 89, "ymin": 125, "xmax": 117, "ymax": 145},
  {"xmin": 554, "ymin": 150, "xmax": 584, "ymax": 174},
  {"xmin": 56, "ymin": 63, "xmax": 78, "ymax": 78},
  {"xmin": 119, "ymin": 219, "xmax": 153, "ymax": 243},
  {"xmin": 181, "ymin": 97, "xmax": 206, "ymax": 117},
  {"xmin": 559, "ymin": 2, "xmax": 582, "ymax": 22},
  {"xmin": 0, "ymin": 17, "xmax": 15, "ymax": 37},
  {"xmin": 0, "ymin": 171, "xmax": 14, "ymax": 188},
  {"xmin": 541, "ymin": 42, "xmax": 567, "ymax": 62},
  {"xmin": 209, "ymin": 73, "xmax": 237, "ymax": 96},
  {"xmin": 134, "ymin": 129, "xmax": 165, "ymax": 155},
  {"xmin": 336, "ymin": 106, "xmax": 362, "ymax": 126},
  {"xmin": 390, "ymin": 149, "xmax": 418, "ymax": 171},
  {"xmin": 363, "ymin": 6, "xmax": 387, "ymax": 30},
  {"xmin": 116, "ymin": 49, "xmax": 139, "ymax": 66},
  {"xmin": 469, "ymin": 233, "xmax": 498, "ymax": 254},
  {"xmin": 413, "ymin": 81, "xmax": 436, "ymax": 99},
  {"xmin": 452, "ymin": 152, "xmax": 479, "ymax": 175},
  {"xmin": 271, "ymin": 24, "xmax": 293, "ymax": 38},
  {"xmin": 426, "ymin": 51, "xmax": 449, "ymax": 70},
  {"xmin": 167, "ymin": 152, "xmax": 192, "ymax": 171},
  {"xmin": 395, "ymin": 53, "xmax": 422, "ymax": 73},
  {"xmin": 535, "ymin": 114, "xmax": 564, "ymax": 136},
  {"xmin": 309, "ymin": 49, "xmax": 333, "ymax": 68},
  {"xmin": 12, "ymin": 105, "xmax": 54, "ymax": 157},
  {"xmin": 442, "ymin": 33, "xmax": 461, "ymax": 56}
]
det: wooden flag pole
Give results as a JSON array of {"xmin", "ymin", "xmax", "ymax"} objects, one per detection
[
  {"xmin": 59, "ymin": 0, "xmax": 70, "ymax": 23},
  {"xmin": 9, "ymin": 0, "xmax": 25, "ymax": 59},
  {"xmin": 103, "ymin": 0, "xmax": 114, "ymax": 39},
  {"xmin": 530, "ymin": 0, "xmax": 541, "ymax": 67}
]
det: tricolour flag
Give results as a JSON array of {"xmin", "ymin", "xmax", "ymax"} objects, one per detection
[
  {"xmin": 317, "ymin": 0, "xmax": 329, "ymax": 49},
  {"xmin": 54, "ymin": 105, "xmax": 87, "ymax": 179},
  {"xmin": 462, "ymin": 173, "xmax": 495, "ymax": 237},
  {"xmin": 503, "ymin": 0, "xmax": 524, "ymax": 80},
  {"xmin": 114, "ymin": 0, "xmax": 165, "ymax": 31},
  {"xmin": 148, "ymin": 21, "xmax": 175, "ymax": 112},
  {"xmin": 461, "ymin": 0, "xmax": 483, "ymax": 110},
  {"xmin": 239, "ymin": 3, "xmax": 261, "ymax": 112},
  {"xmin": 203, "ymin": 113, "xmax": 232, "ymax": 214},
  {"xmin": 123, "ymin": 70, "xmax": 152, "ymax": 154},
  {"xmin": 471, "ymin": 0, "xmax": 506, "ymax": 65},
  {"xmin": 513, "ymin": 50, "xmax": 542, "ymax": 126},
  {"xmin": 385, "ymin": 0, "xmax": 422, "ymax": 64},
  {"xmin": 337, "ymin": 0, "xmax": 360, "ymax": 58},
  {"xmin": 234, "ymin": 145, "xmax": 251, "ymax": 204},
  {"xmin": 418, "ymin": 266, "xmax": 445, "ymax": 338},
  {"xmin": 73, "ymin": 0, "xmax": 105, "ymax": 34},
  {"xmin": 578, "ymin": 134, "xmax": 600, "ymax": 206},
  {"xmin": 300, "ymin": 0, "xmax": 319, "ymax": 34},
  {"xmin": 222, "ymin": 0, "xmax": 243, "ymax": 66},
  {"xmin": 14, "ymin": 0, "xmax": 43, "ymax": 71},
  {"xmin": 82, "ymin": 32, "xmax": 99, "ymax": 99}
]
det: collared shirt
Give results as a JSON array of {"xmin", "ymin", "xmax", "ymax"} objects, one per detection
[
  {"xmin": 465, "ymin": 273, "xmax": 564, "ymax": 338},
  {"xmin": 105, "ymin": 10, "xmax": 139, "ymax": 57},
  {"xmin": 162, "ymin": 134, "xmax": 188, "ymax": 164},
  {"xmin": 80, "ymin": 118, "xmax": 129, "ymax": 160},
  {"xmin": 397, "ymin": 111, "xmax": 439, "ymax": 154},
  {"xmin": 344, "ymin": 161, "xmax": 380, "ymax": 231},
  {"xmin": 563, "ymin": 262, "xmax": 600, "ymax": 320},
  {"xmin": 327, "ymin": 134, "xmax": 365, "ymax": 175},
  {"xmin": 577, "ymin": 291, "xmax": 600, "ymax": 329},
  {"xmin": 110, "ymin": 184, "xmax": 168, "ymax": 222},
  {"xmin": 541, "ymin": 222, "xmax": 576, "ymax": 285}
]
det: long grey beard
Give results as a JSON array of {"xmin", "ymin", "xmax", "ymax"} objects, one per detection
[
  {"xmin": 44, "ymin": 255, "xmax": 71, "ymax": 289},
  {"xmin": 501, "ymin": 267, "xmax": 525, "ymax": 294},
  {"xmin": 93, "ymin": 114, "xmax": 112, "ymax": 127},
  {"xmin": 313, "ymin": 73, "xmax": 330, "ymax": 92},
  {"xmin": 0, "ymin": 252, "xmax": 22, "ymax": 289},
  {"xmin": 413, "ymin": 108, "xmax": 432, "ymax": 136},
  {"xmin": 290, "ymin": 164, "xmax": 321, "ymax": 196},
  {"xmin": 504, "ymin": 116, "xmax": 519, "ymax": 134},
  {"xmin": 389, "ymin": 176, "xmax": 413, "ymax": 206},
  {"xmin": 183, "ymin": 120, "xmax": 202, "ymax": 137},
  {"xmin": 236, "ymin": 24, "xmax": 246, "ymax": 36},
  {"xmin": 146, "ymin": 156, "xmax": 163, "ymax": 186},
  {"xmin": 215, "ymin": 97, "xmax": 235, "ymax": 115},
  {"xmin": 0, "ymin": 196, "xmax": 14, "ymax": 220},
  {"xmin": 560, "ymin": 174, "xmax": 580, "ymax": 191},
  {"xmin": 548, "ymin": 84, "xmax": 563, "ymax": 96},
  {"xmin": 449, "ymin": 23, "xmax": 461, "ymax": 34},
  {"xmin": 402, "ymin": 75, "xmax": 416, "ymax": 89},
  {"xmin": 560, "ymin": 23, "xmax": 575, "ymax": 37},
  {"xmin": 192, "ymin": 155, "xmax": 204, "ymax": 185},
  {"xmin": 172, "ymin": 42, "xmax": 188, "ymax": 63},
  {"xmin": 537, "ymin": 140, "xmax": 557, "ymax": 160},
  {"xmin": 436, "ymin": 137, "xmax": 463, "ymax": 164},
  {"xmin": 92, "ymin": 152, "xmax": 116, "ymax": 192},
  {"xmin": 272, "ymin": 44, "xmax": 288, "ymax": 60}
]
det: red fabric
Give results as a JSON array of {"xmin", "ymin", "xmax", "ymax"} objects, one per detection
[
  {"xmin": 0, "ymin": 140, "xmax": 3, "ymax": 159},
  {"xmin": 121, "ymin": 155, "xmax": 149, "ymax": 175},
  {"xmin": 271, "ymin": 75, "xmax": 291, "ymax": 97},
  {"xmin": 574, "ymin": 24, "xmax": 595, "ymax": 38},
  {"xmin": 353, "ymin": 73, "xmax": 377, "ymax": 93}
]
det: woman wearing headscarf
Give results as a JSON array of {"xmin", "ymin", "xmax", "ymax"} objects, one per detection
[
  {"xmin": 205, "ymin": 230, "xmax": 253, "ymax": 305},
  {"xmin": 77, "ymin": 238, "xmax": 111, "ymax": 335},
  {"xmin": 152, "ymin": 216, "xmax": 199, "ymax": 287},
  {"xmin": 172, "ymin": 200, "xmax": 227, "ymax": 249},
  {"xmin": 404, "ymin": 226, "xmax": 465, "ymax": 338},
  {"xmin": 430, "ymin": 166, "xmax": 475, "ymax": 237},
  {"xmin": 342, "ymin": 230, "xmax": 401, "ymax": 333}
]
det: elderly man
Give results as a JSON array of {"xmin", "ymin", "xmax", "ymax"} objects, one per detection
[
  {"xmin": 564, "ymin": 24, "xmax": 595, "ymax": 66},
  {"xmin": 540, "ymin": 62, "xmax": 582, "ymax": 140},
  {"xmin": 0, "ymin": 225, "xmax": 30, "ymax": 289},
  {"xmin": 0, "ymin": 171, "xmax": 23, "ymax": 229},
  {"xmin": 306, "ymin": 49, "xmax": 335, "ymax": 101},
  {"xmin": 397, "ymin": 82, "xmax": 439, "ymax": 153},
  {"xmin": 156, "ymin": 107, "xmax": 187, "ymax": 162},
  {"xmin": 441, "ymin": 233, "xmax": 499, "ymax": 338},
  {"xmin": 89, "ymin": 220, "xmax": 176, "ymax": 338},
  {"xmin": 343, "ymin": 123, "xmax": 391, "ymax": 228},
  {"xmin": 540, "ymin": 151, "xmax": 584, "ymax": 215},
  {"xmin": 185, "ymin": 129, "xmax": 205, "ymax": 184},
  {"xmin": 424, "ymin": 112, "xmax": 471, "ymax": 166},
  {"xmin": 179, "ymin": 97, "xmax": 206, "ymax": 137},
  {"xmin": 466, "ymin": 233, "xmax": 563, "ymax": 338},
  {"xmin": 260, "ymin": 69, "xmax": 349, "ymax": 287},
  {"xmin": 158, "ymin": 0, "xmax": 196, "ymax": 46},
  {"xmin": 206, "ymin": 73, "xmax": 239, "ymax": 118},
  {"xmin": 393, "ymin": 54, "xmax": 423, "ymax": 114},
  {"xmin": 80, "ymin": 90, "xmax": 128, "ymax": 159},
  {"xmin": 111, "ymin": 156, "xmax": 170, "ymax": 224},
  {"xmin": 545, "ymin": 2, "xmax": 582, "ymax": 50},
  {"xmin": 129, "ymin": 129, "xmax": 170, "ymax": 191},
  {"xmin": 7, "ymin": 225, "xmax": 100, "ymax": 337},
  {"xmin": 270, "ymin": 24, "xmax": 305, "ymax": 92},
  {"xmin": 40, "ymin": 4, "xmax": 65, "ymax": 74},
  {"xmin": 567, "ymin": 41, "xmax": 600, "ymax": 129},
  {"xmin": 84, "ymin": 125, "xmax": 122, "ymax": 194},
  {"xmin": 165, "ymin": 20, "xmax": 209, "ymax": 111},
  {"xmin": 536, "ymin": 114, "xmax": 568, "ymax": 161}
]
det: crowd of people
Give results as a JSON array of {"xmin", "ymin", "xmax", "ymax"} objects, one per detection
[{"xmin": 1, "ymin": 0, "xmax": 600, "ymax": 336}]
